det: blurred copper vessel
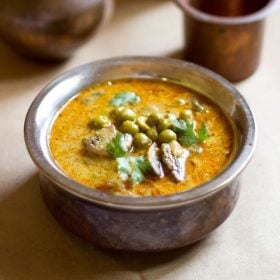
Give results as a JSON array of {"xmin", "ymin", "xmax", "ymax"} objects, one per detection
[
  {"xmin": 0, "ymin": 0, "xmax": 113, "ymax": 61},
  {"xmin": 175, "ymin": 0, "xmax": 279, "ymax": 82}
]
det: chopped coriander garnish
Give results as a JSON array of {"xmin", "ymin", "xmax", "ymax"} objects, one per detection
[
  {"xmin": 197, "ymin": 122, "xmax": 210, "ymax": 142},
  {"xmin": 109, "ymin": 92, "xmax": 140, "ymax": 107},
  {"xmin": 82, "ymin": 91, "xmax": 104, "ymax": 104},
  {"xmin": 172, "ymin": 119, "xmax": 210, "ymax": 147},
  {"xmin": 172, "ymin": 119, "xmax": 190, "ymax": 134},
  {"xmin": 116, "ymin": 157, "xmax": 131, "ymax": 181},
  {"xmin": 177, "ymin": 121, "xmax": 198, "ymax": 146},
  {"xmin": 116, "ymin": 156, "xmax": 152, "ymax": 185},
  {"xmin": 107, "ymin": 133, "xmax": 152, "ymax": 185},
  {"xmin": 106, "ymin": 132, "xmax": 130, "ymax": 158}
]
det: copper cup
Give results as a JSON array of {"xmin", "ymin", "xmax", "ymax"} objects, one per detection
[
  {"xmin": 175, "ymin": 0, "xmax": 279, "ymax": 82},
  {"xmin": 0, "ymin": 0, "xmax": 113, "ymax": 61}
]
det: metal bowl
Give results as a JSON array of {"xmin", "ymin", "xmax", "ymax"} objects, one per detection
[
  {"xmin": 0, "ymin": 0, "xmax": 113, "ymax": 61},
  {"xmin": 24, "ymin": 57, "xmax": 256, "ymax": 251}
]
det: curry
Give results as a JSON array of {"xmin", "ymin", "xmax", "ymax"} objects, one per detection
[{"xmin": 49, "ymin": 79, "xmax": 235, "ymax": 196}]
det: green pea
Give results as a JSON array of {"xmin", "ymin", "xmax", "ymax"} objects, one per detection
[
  {"xmin": 90, "ymin": 115, "xmax": 111, "ymax": 129},
  {"xmin": 134, "ymin": 133, "xmax": 152, "ymax": 148},
  {"xmin": 158, "ymin": 118, "xmax": 172, "ymax": 131},
  {"xmin": 117, "ymin": 108, "xmax": 136, "ymax": 122},
  {"xmin": 120, "ymin": 121, "xmax": 139, "ymax": 135},
  {"xmin": 158, "ymin": 129, "xmax": 177, "ymax": 143},
  {"xmin": 147, "ymin": 112, "xmax": 163, "ymax": 126},
  {"xmin": 136, "ymin": 116, "xmax": 150, "ymax": 132},
  {"xmin": 110, "ymin": 106, "xmax": 124, "ymax": 117},
  {"xmin": 146, "ymin": 127, "xmax": 158, "ymax": 141},
  {"xmin": 180, "ymin": 109, "xmax": 193, "ymax": 121}
]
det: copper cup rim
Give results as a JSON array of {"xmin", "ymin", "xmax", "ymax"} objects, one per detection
[{"xmin": 175, "ymin": 0, "xmax": 279, "ymax": 24}]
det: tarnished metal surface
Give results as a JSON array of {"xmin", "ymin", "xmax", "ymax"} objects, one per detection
[
  {"xmin": 40, "ymin": 174, "xmax": 240, "ymax": 251},
  {"xmin": 0, "ymin": 0, "xmax": 113, "ymax": 61},
  {"xmin": 175, "ymin": 0, "xmax": 278, "ymax": 82},
  {"xmin": 24, "ymin": 57, "xmax": 256, "ymax": 251}
]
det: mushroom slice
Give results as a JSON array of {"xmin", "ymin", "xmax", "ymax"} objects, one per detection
[
  {"xmin": 147, "ymin": 143, "xmax": 164, "ymax": 178},
  {"xmin": 161, "ymin": 140, "xmax": 189, "ymax": 182},
  {"xmin": 83, "ymin": 125, "xmax": 118, "ymax": 156}
]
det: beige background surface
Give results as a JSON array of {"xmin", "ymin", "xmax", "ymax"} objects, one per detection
[{"xmin": 0, "ymin": 1, "xmax": 280, "ymax": 279}]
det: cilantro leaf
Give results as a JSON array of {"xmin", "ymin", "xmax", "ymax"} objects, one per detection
[
  {"xmin": 116, "ymin": 157, "xmax": 131, "ymax": 181},
  {"xmin": 177, "ymin": 121, "xmax": 198, "ymax": 146},
  {"xmin": 133, "ymin": 156, "xmax": 152, "ymax": 174},
  {"xmin": 172, "ymin": 119, "xmax": 189, "ymax": 134},
  {"xmin": 109, "ymin": 92, "xmax": 140, "ymax": 107},
  {"xmin": 82, "ymin": 91, "xmax": 104, "ymax": 104},
  {"xmin": 106, "ymin": 132, "xmax": 130, "ymax": 158},
  {"xmin": 197, "ymin": 122, "xmax": 210, "ymax": 142},
  {"xmin": 116, "ymin": 156, "xmax": 152, "ymax": 185},
  {"xmin": 172, "ymin": 119, "xmax": 210, "ymax": 147},
  {"xmin": 131, "ymin": 166, "xmax": 145, "ymax": 186}
]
